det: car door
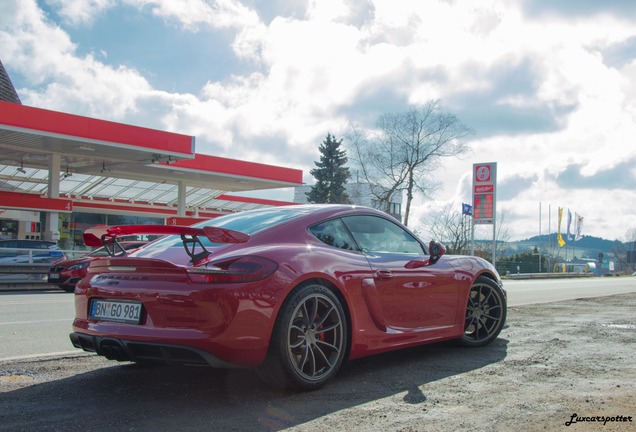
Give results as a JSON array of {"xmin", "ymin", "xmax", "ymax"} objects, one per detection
[{"xmin": 342, "ymin": 215, "xmax": 460, "ymax": 330}]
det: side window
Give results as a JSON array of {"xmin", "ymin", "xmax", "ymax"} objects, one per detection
[
  {"xmin": 342, "ymin": 215, "xmax": 424, "ymax": 255},
  {"xmin": 309, "ymin": 219, "xmax": 357, "ymax": 251}
]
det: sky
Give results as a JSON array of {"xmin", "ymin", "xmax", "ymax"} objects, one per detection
[{"xmin": 1, "ymin": 0, "xmax": 635, "ymax": 242}]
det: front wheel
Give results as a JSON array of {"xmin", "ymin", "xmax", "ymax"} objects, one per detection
[
  {"xmin": 257, "ymin": 284, "xmax": 348, "ymax": 390},
  {"xmin": 458, "ymin": 276, "xmax": 506, "ymax": 347}
]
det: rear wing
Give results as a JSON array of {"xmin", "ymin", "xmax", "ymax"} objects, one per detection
[{"xmin": 83, "ymin": 225, "xmax": 249, "ymax": 263}]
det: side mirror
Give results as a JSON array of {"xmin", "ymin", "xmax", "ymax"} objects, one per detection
[
  {"xmin": 404, "ymin": 241, "xmax": 447, "ymax": 269},
  {"xmin": 429, "ymin": 240, "xmax": 446, "ymax": 264}
]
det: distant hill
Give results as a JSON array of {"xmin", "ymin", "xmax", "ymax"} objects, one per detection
[{"xmin": 503, "ymin": 234, "xmax": 626, "ymax": 259}]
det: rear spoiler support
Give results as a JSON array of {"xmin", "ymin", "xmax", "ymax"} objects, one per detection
[
  {"xmin": 102, "ymin": 236, "xmax": 130, "ymax": 258},
  {"xmin": 180, "ymin": 234, "xmax": 211, "ymax": 264},
  {"xmin": 83, "ymin": 224, "xmax": 250, "ymax": 263}
]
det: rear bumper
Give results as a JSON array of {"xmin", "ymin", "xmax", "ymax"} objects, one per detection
[
  {"xmin": 70, "ymin": 332, "xmax": 241, "ymax": 368},
  {"xmin": 72, "ymin": 259, "xmax": 290, "ymax": 368}
]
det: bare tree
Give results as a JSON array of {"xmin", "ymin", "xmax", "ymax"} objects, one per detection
[
  {"xmin": 424, "ymin": 202, "xmax": 471, "ymax": 254},
  {"xmin": 467, "ymin": 209, "xmax": 511, "ymax": 262},
  {"xmin": 347, "ymin": 100, "xmax": 472, "ymax": 226},
  {"xmin": 346, "ymin": 123, "xmax": 408, "ymax": 216},
  {"xmin": 495, "ymin": 209, "xmax": 511, "ymax": 256}
]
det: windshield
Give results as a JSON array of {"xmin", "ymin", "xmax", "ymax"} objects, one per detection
[{"xmin": 134, "ymin": 206, "xmax": 308, "ymax": 259}]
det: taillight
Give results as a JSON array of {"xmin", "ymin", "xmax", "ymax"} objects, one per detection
[{"xmin": 186, "ymin": 256, "xmax": 278, "ymax": 283}]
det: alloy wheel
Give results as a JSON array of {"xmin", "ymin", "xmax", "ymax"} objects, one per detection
[
  {"xmin": 462, "ymin": 277, "xmax": 505, "ymax": 345},
  {"xmin": 286, "ymin": 292, "xmax": 345, "ymax": 382}
]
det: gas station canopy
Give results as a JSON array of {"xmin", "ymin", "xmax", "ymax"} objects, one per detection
[{"xmin": 0, "ymin": 101, "xmax": 303, "ymax": 219}]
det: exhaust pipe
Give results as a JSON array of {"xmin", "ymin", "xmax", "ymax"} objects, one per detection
[{"xmin": 98, "ymin": 340, "xmax": 130, "ymax": 361}]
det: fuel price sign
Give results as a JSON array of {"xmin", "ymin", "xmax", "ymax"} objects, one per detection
[{"xmin": 472, "ymin": 163, "xmax": 497, "ymax": 225}]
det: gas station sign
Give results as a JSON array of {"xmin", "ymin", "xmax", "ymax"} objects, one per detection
[{"xmin": 472, "ymin": 163, "xmax": 496, "ymax": 225}]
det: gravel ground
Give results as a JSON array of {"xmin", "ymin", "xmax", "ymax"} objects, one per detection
[{"xmin": 1, "ymin": 293, "xmax": 635, "ymax": 432}]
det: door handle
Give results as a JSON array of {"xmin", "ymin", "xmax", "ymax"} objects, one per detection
[{"xmin": 375, "ymin": 269, "xmax": 394, "ymax": 280}]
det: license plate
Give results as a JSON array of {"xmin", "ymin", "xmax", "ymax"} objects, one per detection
[
  {"xmin": 49, "ymin": 273, "xmax": 59, "ymax": 279},
  {"xmin": 90, "ymin": 300, "xmax": 142, "ymax": 324}
]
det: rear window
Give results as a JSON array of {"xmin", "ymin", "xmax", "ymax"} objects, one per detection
[
  {"xmin": 89, "ymin": 242, "xmax": 145, "ymax": 257},
  {"xmin": 135, "ymin": 207, "xmax": 308, "ymax": 257},
  {"xmin": 191, "ymin": 207, "xmax": 308, "ymax": 235},
  {"xmin": 309, "ymin": 219, "xmax": 357, "ymax": 251}
]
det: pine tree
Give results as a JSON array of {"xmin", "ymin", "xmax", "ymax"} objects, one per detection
[{"xmin": 306, "ymin": 133, "xmax": 351, "ymax": 204}]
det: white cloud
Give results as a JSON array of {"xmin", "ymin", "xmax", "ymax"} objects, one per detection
[
  {"xmin": 125, "ymin": 0, "xmax": 262, "ymax": 30},
  {"xmin": 2, "ymin": 0, "xmax": 636, "ymax": 240},
  {"xmin": 0, "ymin": 0, "xmax": 156, "ymax": 119},
  {"xmin": 45, "ymin": 0, "xmax": 115, "ymax": 26}
]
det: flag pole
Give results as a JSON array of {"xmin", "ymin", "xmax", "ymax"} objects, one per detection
[
  {"xmin": 539, "ymin": 202, "xmax": 542, "ymax": 272},
  {"xmin": 548, "ymin": 204, "xmax": 552, "ymax": 269},
  {"xmin": 573, "ymin": 212, "xmax": 577, "ymax": 261}
]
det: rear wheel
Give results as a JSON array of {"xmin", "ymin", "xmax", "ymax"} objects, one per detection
[
  {"xmin": 458, "ymin": 276, "xmax": 506, "ymax": 347},
  {"xmin": 257, "ymin": 284, "xmax": 347, "ymax": 390}
]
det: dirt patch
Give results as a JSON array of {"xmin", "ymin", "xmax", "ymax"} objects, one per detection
[{"xmin": 1, "ymin": 294, "xmax": 635, "ymax": 432}]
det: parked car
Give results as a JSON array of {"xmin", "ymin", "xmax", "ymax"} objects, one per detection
[
  {"xmin": 70, "ymin": 205, "xmax": 507, "ymax": 390},
  {"xmin": 0, "ymin": 239, "xmax": 65, "ymax": 264},
  {"xmin": 0, "ymin": 239, "xmax": 66, "ymax": 283},
  {"xmin": 48, "ymin": 241, "xmax": 147, "ymax": 292}
]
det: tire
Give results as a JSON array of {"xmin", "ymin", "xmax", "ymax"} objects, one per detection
[
  {"xmin": 257, "ymin": 284, "xmax": 348, "ymax": 390},
  {"xmin": 61, "ymin": 286, "xmax": 75, "ymax": 293},
  {"xmin": 457, "ymin": 276, "xmax": 506, "ymax": 347}
]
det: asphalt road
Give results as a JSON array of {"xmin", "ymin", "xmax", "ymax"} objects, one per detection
[
  {"xmin": 1, "ymin": 291, "xmax": 635, "ymax": 432},
  {"xmin": 0, "ymin": 277, "xmax": 635, "ymax": 361},
  {"xmin": 503, "ymin": 276, "xmax": 636, "ymax": 305},
  {"xmin": 0, "ymin": 291, "xmax": 75, "ymax": 361}
]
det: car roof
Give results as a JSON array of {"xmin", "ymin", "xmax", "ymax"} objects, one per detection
[{"xmin": 0, "ymin": 239, "xmax": 56, "ymax": 245}]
